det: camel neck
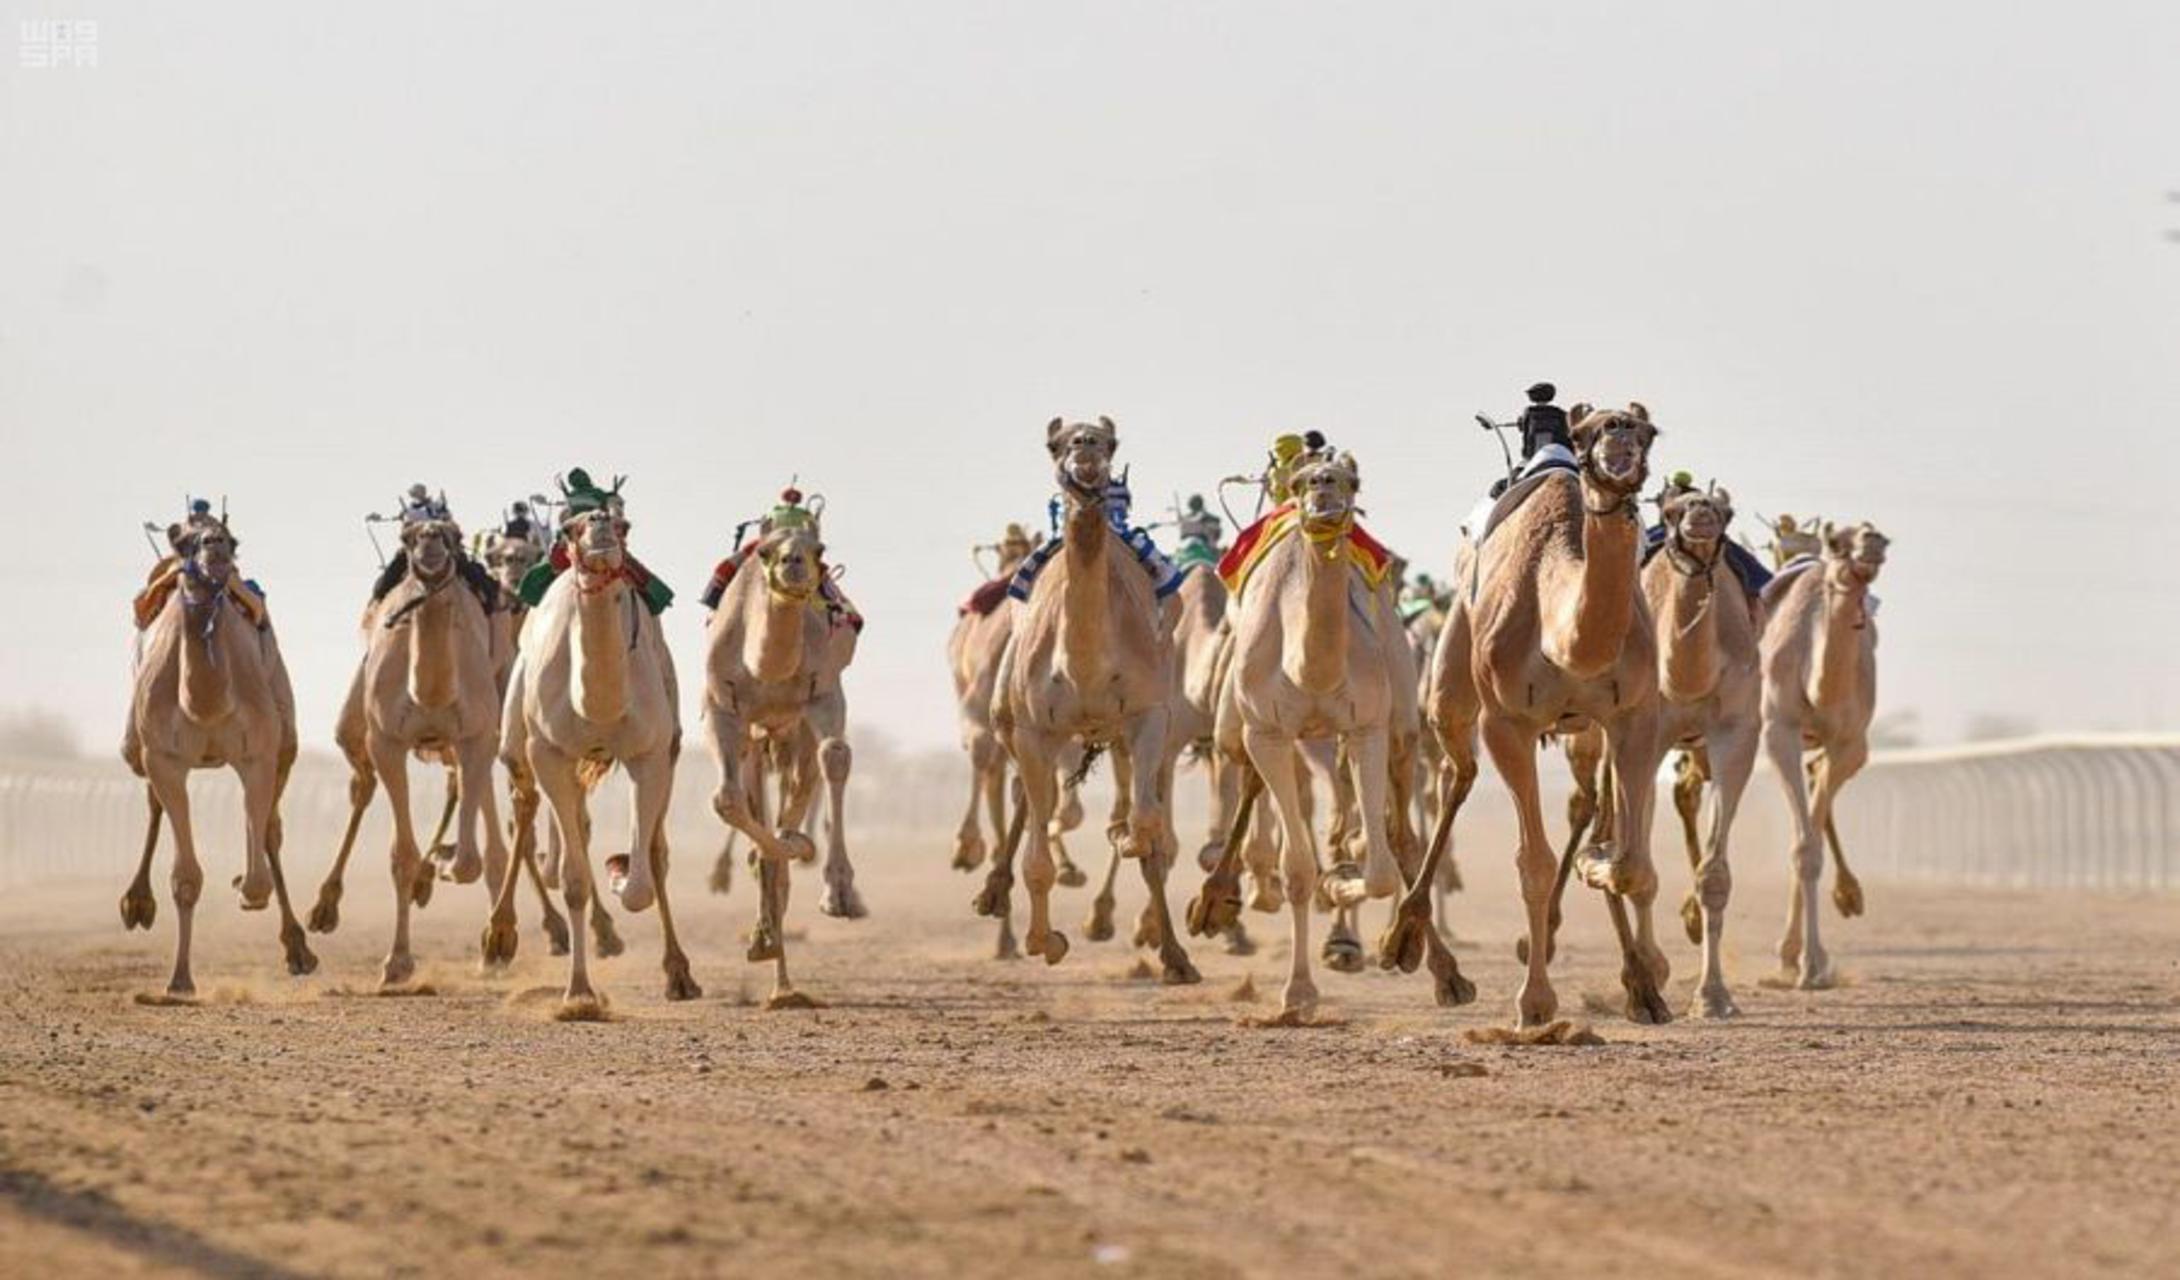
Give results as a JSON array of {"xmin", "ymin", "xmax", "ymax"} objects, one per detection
[
  {"xmin": 407, "ymin": 584, "xmax": 459, "ymax": 711},
  {"xmin": 746, "ymin": 582, "xmax": 809, "ymax": 684},
  {"xmin": 1060, "ymin": 499, "xmax": 1110, "ymax": 686},
  {"xmin": 178, "ymin": 598, "xmax": 234, "ymax": 725},
  {"xmin": 1544, "ymin": 490, "xmax": 1641, "ymax": 678},
  {"xmin": 1655, "ymin": 547, "xmax": 1723, "ymax": 704},
  {"xmin": 1813, "ymin": 577, "xmax": 1867, "ymax": 711},
  {"xmin": 572, "ymin": 580, "xmax": 629, "ymax": 724},
  {"xmin": 1288, "ymin": 531, "xmax": 1350, "ymax": 695}
]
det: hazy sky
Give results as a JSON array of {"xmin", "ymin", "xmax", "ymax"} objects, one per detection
[{"xmin": 5, "ymin": 1, "xmax": 2178, "ymax": 755}]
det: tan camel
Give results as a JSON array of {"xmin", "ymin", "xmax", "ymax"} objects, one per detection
[
  {"xmin": 977, "ymin": 416, "xmax": 1198, "ymax": 983},
  {"xmin": 1553, "ymin": 486, "xmax": 1764, "ymax": 1017},
  {"xmin": 1193, "ymin": 452, "xmax": 1471, "ymax": 1018},
  {"xmin": 1413, "ymin": 404, "xmax": 1671, "ymax": 1027},
  {"xmin": 497, "ymin": 501, "xmax": 691, "ymax": 1014},
  {"xmin": 701, "ymin": 521, "xmax": 859, "ymax": 1008},
  {"xmin": 121, "ymin": 516, "xmax": 316, "ymax": 996},
  {"xmin": 1760, "ymin": 520, "xmax": 1889, "ymax": 988}
]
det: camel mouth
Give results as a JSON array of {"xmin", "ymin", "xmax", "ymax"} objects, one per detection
[
  {"xmin": 1675, "ymin": 509, "xmax": 1725, "ymax": 545},
  {"xmin": 1593, "ymin": 433, "xmax": 1645, "ymax": 485},
  {"xmin": 1061, "ymin": 454, "xmax": 1110, "ymax": 492}
]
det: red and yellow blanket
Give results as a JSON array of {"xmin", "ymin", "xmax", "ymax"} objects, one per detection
[{"xmin": 1217, "ymin": 504, "xmax": 1394, "ymax": 598}]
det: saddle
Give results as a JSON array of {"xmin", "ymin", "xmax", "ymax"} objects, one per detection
[
  {"xmin": 960, "ymin": 576, "xmax": 1013, "ymax": 618},
  {"xmin": 132, "ymin": 559, "xmax": 268, "ymax": 631},
  {"xmin": 1462, "ymin": 445, "xmax": 1580, "ymax": 548},
  {"xmin": 1217, "ymin": 503, "xmax": 1394, "ymax": 599}
]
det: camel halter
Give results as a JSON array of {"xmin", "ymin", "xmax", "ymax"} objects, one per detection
[
  {"xmin": 1664, "ymin": 527, "xmax": 1723, "ymax": 640},
  {"xmin": 1825, "ymin": 559, "xmax": 1873, "ymax": 631},
  {"xmin": 381, "ymin": 556, "xmax": 457, "ymax": 629},
  {"xmin": 179, "ymin": 556, "xmax": 231, "ymax": 661},
  {"xmin": 1578, "ymin": 431, "xmax": 1647, "ymax": 519}
]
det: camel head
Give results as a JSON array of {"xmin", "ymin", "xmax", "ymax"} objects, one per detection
[
  {"xmin": 1047, "ymin": 415, "xmax": 1119, "ymax": 500},
  {"xmin": 758, "ymin": 524, "xmax": 825, "ymax": 604},
  {"xmin": 1293, "ymin": 451, "xmax": 1362, "ymax": 535},
  {"xmin": 1570, "ymin": 403, "xmax": 1658, "ymax": 507},
  {"xmin": 168, "ymin": 517, "xmax": 237, "ymax": 600},
  {"xmin": 400, "ymin": 519, "xmax": 463, "ymax": 586},
  {"xmin": 1661, "ymin": 485, "xmax": 1734, "ymax": 558},
  {"xmin": 481, "ymin": 530, "xmax": 544, "ymax": 598},
  {"xmin": 563, "ymin": 506, "xmax": 629, "ymax": 581},
  {"xmin": 1822, "ymin": 520, "xmax": 1889, "ymax": 586}
]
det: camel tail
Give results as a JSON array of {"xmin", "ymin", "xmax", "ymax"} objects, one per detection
[
  {"xmin": 576, "ymin": 758, "xmax": 614, "ymax": 792},
  {"xmin": 1063, "ymin": 744, "xmax": 1106, "ymax": 789}
]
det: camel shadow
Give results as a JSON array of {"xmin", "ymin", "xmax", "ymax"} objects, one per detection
[{"xmin": 0, "ymin": 1164, "xmax": 311, "ymax": 1279}]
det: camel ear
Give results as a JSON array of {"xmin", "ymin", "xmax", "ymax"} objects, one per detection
[
  {"xmin": 1569, "ymin": 403, "xmax": 1594, "ymax": 426},
  {"xmin": 1626, "ymin": 401, "xmax": 1650, "ymax": 423},
  {"xmin": 400, "ymin": 522, "xmax": 420, "ymax": 548},
  {"xmin": 1046, "ymin": 418, "xmax": 1066, "ymax": 455},
  {"xmin": 166, "ymin": 522, "xmax": 186, "ymax": 550},
  {"xmin": 1823, "ymin": 521, "xmax": 1850, "ymax": 555}
]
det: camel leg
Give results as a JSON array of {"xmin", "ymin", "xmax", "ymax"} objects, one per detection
[
  {"xmin": 1186, "ymin": 768, "xmax": 1260, "ymax": 939},
  {"xmin": 706, "ymin": 708, "xmax": 804, "ymax": 993},
  {"xmin": 120, "ymin": 786, "xmax": 162, "ymax": 931},
  {"xmin": 1674, "ymin": 750, "xmax": 1709, "ymax": 946},
  {"xmin": 1480, "ymin": 714, "xmax": 1560, "ymax": 1028},
  {"xmin": 621, "ymin": 751, "xmax": 697, "ymax": 1002},
  {"xmin": 366, "ymin": 732, "xmax": 425, "ymax": 989},
  {"xmin": 1692, "ymin": 722, "xmax": 1756, "ymax": 1018},
  {"xmin": 1294, "ymin": 738, "xmax": 1364, "ymax": 909},
  {"xmin": 1764, "ymin": 718, "xmax": 1825, "ymax": 987},
  {"xmin": 1588, "ymin": 707, "xmax": 1671, "ymax": 1023},
  {"xmin": 1375, "ymin": 763, "xmax": 1478, "ymax": 1008},
  {"xmin": 1246, "ymin": 727, "xmax": 1321, "ymax": 1019},
  {"xmin": 955, "ymin": 734, "xmax": 993, "ymax": 872},
  {"xmin": 816, "ymin": 735, "xmax": 865, "ymax": 919},
  {"xmin": 429, "ymin": 767, "xmax": 480, "ymax": 884},
  {"xmin": 1350, "ymin": 726, "xmax": 1403, "ymax": 901},
  {"xmin": 462, "ymin": 735, "xmax": 519, "ymax": 970},
  {"xmin": 987, "ymin": 780, "xmax": 1027, "ymax": 959},
  {"xmin": 143, "ymin": 757, "xmax": 204, "ymax": 998},
  {"xmin": 1244, "ymin": 791, "xmax": 1283, "ymax": 912},
  {"xmin": 504, "ymin": 760, "xmax": 570, "ymax": 955},
  {"xmin": 1009, "ymin": 727, "xmax": 1069, "ymax": 965},
  {"xmin": 1811, "ymin": 755, "xmax": 1867, "ymax": 918},
  {"xmin": 1805, "ymin": 739, "xmax": 1867, "ymax": 979},
  {"xmin": 1085, "ymin": 837, "xmax": 1122, "ymax": 943},
  {"xmin": 528, "ymin": 738, "xmax": 600, "ymax": 1011},
  {"xmin": 236, "ymin": 754, "xmax": 315, "ymax": 976},
  {"xmin": 1122, "ymin": 719, "xmax": 1196, "ymax": 984}
]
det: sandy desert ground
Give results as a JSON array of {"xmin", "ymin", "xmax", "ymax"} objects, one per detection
[{"xmin": 2, "ymin": 831, "xmax": 2177, "ymax": 1279}]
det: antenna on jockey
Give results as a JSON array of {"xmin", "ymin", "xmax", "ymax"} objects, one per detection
[
  {"xmin": 139, "ymin": 521, "xmax": 167, "ymax": 560},
  {"xmin": 1475, "ymin": 413, "xmax": 1517, "ymax": 485}
]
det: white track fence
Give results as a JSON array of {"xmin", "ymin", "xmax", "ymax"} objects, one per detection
[{"xmin": 1833, "ymin": 735, "xmax": 2180, "ymax": 892}]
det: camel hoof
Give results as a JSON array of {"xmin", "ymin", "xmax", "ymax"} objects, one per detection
[
  {"xmin": 554, "ymin": 994, "xmax": 610, "ymax": 1022},
  {"xmin": 1697, "ymin": 989, "xmax": 1742, "ymax": 1019},
  {"xmin": 1039, "ymin": 932, "xmax": 1070, "ymax": 966},
  {"xmin": 232, "ymin": 873, "xmax": 272, "ymax": 912},
  {"xmin": 481, "ymin": 919, "xmax": 519, "ymax": 968},
  {"xmin": 1054, "ymin": 855, "xmax": 1088, "ymax": 889},
  {"xmin": 972, "ymin": 875, "xmax": 1013, "ymax": 919},
  {"xmin": 437, "ymin": 845, "xmax": 482, "ymax": 886},
  {"xmin": 380, "ymin": 955, "xmax": 416, "ymax": 989},
  {"xmin": 746, "ymin": 927, "xmax": 782, "ymax": 963},
  {"xmin": 663, "ymin": 964, "xmax": 703, "ymax": 1002},
  {"xmin": 1322, "ymin": 934, "xmax": 1365, "ymax": 974},
  {"xmin": 1680, "ymin": 893, "xmax": 1704, "ymax": 947},
  {"xmin": 708, "ymin": 855, "xmax": 734, "ymax": 896},
  {"xmin": 1186, "ymin": 881, "xmax": 1243, "ymax": 939},
  {"xmin": 1378, "ymin": 911, "xmax": 1428, "ymax": 974},
  {"xmin": 1248, "ymin": 876, "xmax": 1283, "ymax": 915},
  {"xmin": 1434, "ymin": 964, "xmax": 1478, "ymax": 1008},
  {"xmin": 119, "ymin": 889, "xmax": 157, "ymax": 931},
  {"xmin": 592, "ymin": 920, "xmax": 626, "ymax": 959},
  {"xmin": 765, "ymin": 990, "xmax": 821, "ymax": 1011},
  {"xmin": 306, "ymin": 892, "xmax": 340, "ymax": 935},
  {"xmin": 1797, "ymin": 964, "xmax": 1838, "ymax": 992},
  {"xmin": 1222, "ymin": 924, "xmax": 1256, "ymax": 957},
  {"xmin": 819, "ymin": 879, "xmax": 868, "ymax": 920},
  {"xmin": 1196, "ymin": 843, "xmax": 1222, "ymax": 875},
  {"xmin": 283, "ymin": 931, "xmax": 320, "ymax": 978},
  {"xmin": 1084, "ymin": 896, "xmax": 1117, "ymax": 943},
  {"xmin": 1322, "ymin": 863, "xmax": 1369, "ymax": 908},
  {"xmin": 540, "ymin": 909, "xmax": 571, "ymax": 956},
  {"xmin": 1624, "ymin": 971, "xmax": 1675, "ymax": 1025},
  {"xmin": 952, "ymin": 834, "xmax": 987, "ymax": 873},
  {"xmin": 1517, "ymin": 985, "xmax": 1559, "ymax": 1029},
  {"xmin": 1833, "ymin": 873, "xmax": 1866, "ymax": 919},
  {"xmin": 778, "ymin": 830, "xmax": 818, "ymax": 865},
  {"xmin": 1161, "ymin": 953, "xmax": 1202, "ymax": 985},
  {"xmin": 607, "ymin": 856, "xmax": 654, "ymax": 914}
]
